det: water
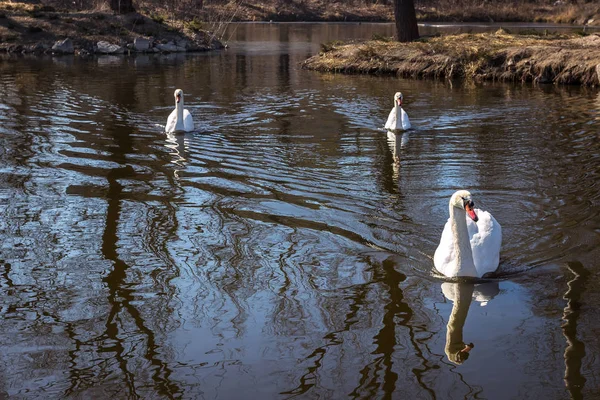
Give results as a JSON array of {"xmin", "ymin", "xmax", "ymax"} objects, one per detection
[{"xmin": 0, "ymin": 22, "xmax": 599, "ymax": 399}]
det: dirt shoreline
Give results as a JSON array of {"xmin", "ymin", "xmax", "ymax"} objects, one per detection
[
  {"xmin": 0, "ymin": 4, "xmax": 224, "ymax": 55},
  {"xmin": 301, "ymin": 30, "xmax": 600, "ymax": 86}
]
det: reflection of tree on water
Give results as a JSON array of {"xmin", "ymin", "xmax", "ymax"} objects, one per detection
[
  {"xmin": 280, "ymin": 277, "xmax": 370, "ymax": 397},
  {"xmin": 351, "ymin": 258, "xmax": 434, "ymax": 398},
  {"xmin": 100, "ymin": 165, "xmax": 181, "ymax": 398},
  {"xmin": 441, "ymin": 282, "xmax": 499, "ymax": 365},
  {"xmin": 562, "ymin": 261, "xmax": 589, "ymax": 399},
  {"xmin": 87, "ymin": 101, "xmax": 182, "ymax": 396},
  {"xmin": 283, "ymin": 257, "xmax": 435, "ymax": 398}
]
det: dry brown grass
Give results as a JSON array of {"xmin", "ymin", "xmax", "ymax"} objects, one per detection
[
  {"xmin": 2, "ymin": 0, "xmax": 598, "ymax": 25},
  {"xmin": 416, "ymin": 0, "xmax": 599, "ymax": 25},
  {"xmin": 302, "ymin": 30, "xmax": 600, "ymax": 86}
]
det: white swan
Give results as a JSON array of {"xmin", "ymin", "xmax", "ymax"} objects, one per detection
[
  {"xmin": 165, "ymin": 89, "xmax": 194, "ymax": 133},
  {"xmin": 384, "ymin": 92, "xmax": 411, "ymax": 131},
  {"xmin": 434, "ymin": 190, "xmax": 502, "ymax": 278}
]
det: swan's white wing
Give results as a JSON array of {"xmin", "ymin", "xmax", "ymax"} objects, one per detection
[
  {"xmin": 183, "ymin": 109, "xmax": 194, "ymax": 132},
  {"xmin": 165, "ymin": 109, "xmax": 177, "ymax": 133},
  {"xmin": 467, "ymin": 210, "xmax": 502, "ymax": 276},
  {"xmin": 384, "ymin": 107, "xmax": 396, "ymax": 130},
  {"xmin": 400, "ymin": 108, "xmax": 411, "ymax": 130},
  {"xmin": 434, "ymin": 219, "xmax": 456, "ymax": 277}
]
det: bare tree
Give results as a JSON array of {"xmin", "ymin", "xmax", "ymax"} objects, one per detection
[
  {"xmin": 394, "ymin": 0, "xmax": 419, "ymax": 42},
  {"xmin": 110, "ymin": 0, "xmax": 135, "ymax": 14}
]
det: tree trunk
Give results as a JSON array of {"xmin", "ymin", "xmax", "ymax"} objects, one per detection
[
  {"xmin": 110, "ymin": 0, "xmax": 135, "ymax": 14},
  {"xmin": 394, "ymin": 0, "xmax": 419, "ymax": 42}
]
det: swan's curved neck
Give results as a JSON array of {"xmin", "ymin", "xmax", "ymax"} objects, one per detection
[
  {"xmin": 175, "ymin": 98, "xmax": 185, "ymax": 130},
  {"xmin": 394, "ymin": 104, "xmax": 402, "ymax": 123},
  {"xmin": 449, "ymin": 205, "xmax": 477, "ymax": 276}
]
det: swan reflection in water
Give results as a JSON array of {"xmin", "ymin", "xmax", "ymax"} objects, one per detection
[
  {"xmin": 165, "ymin": 131, "xmax": 188, "ymax": 179},
  {"xmin": 442, "ymin": 281, "xmax": 499, "ymax": 364},
  {"xmin": 386, "ymin": 130, "xmax": 409, "ymax": 178}
]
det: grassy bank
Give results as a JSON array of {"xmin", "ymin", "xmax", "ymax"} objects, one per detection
[{"xmin": 301, "ymin": 30, "xmax": 600, "ymax": 86}]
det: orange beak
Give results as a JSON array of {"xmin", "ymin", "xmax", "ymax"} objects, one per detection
[{"xmin": 466, "ymin": 203, "xmax": 478, "ymax": 222}]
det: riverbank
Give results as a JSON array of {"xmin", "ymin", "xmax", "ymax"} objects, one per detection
[
  {"xmin": 1, "ymin": 0, "xmax": 598, "ymax": 57},
  {"xmin": 301, "ymin": 30, "xmax": 600, "ymax": 86},
  {"xmin": 201, "ymin": 1, "xmax": 599, "ymax": 26},
  {"xmin": 0, "ymin": 2, "xmax": 223, "ymax": 54}
]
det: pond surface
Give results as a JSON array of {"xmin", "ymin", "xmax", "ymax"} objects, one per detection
[{"xmin": 0, "ymin": 22, "xmax": 599, "ymax": 399}]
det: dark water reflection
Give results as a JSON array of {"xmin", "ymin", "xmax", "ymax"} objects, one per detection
[{"xmin": 0, "ymin": 23, "xmax": 599, "ymax": 399}]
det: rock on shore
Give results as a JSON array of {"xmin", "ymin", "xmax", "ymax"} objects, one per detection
[{"xmin": 0, "ymin": 9, "xmax": 224, "ymax": 55}]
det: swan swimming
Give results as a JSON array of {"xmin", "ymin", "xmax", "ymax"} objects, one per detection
[
  {"xmin": 384, "ymin": 92, "xmax": 411, "ymax": 131},
  {"xmin": 165, "ymin": 89, "xmax": 194, "ymax": 133},
  {"xmin": 434, "ymin": 190, "xmax": 502, "ymax": 278}
]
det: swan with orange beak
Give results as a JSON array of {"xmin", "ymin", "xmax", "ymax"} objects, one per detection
[
  {"xmin": 434, "ymin": 190, "xmax": 502, "ymax": 278},
  {"xmin": 384, "ymin": 91, "xmax": 411, "ymax": 131},
  {"xmin": 166, "ymin": 89, "xmax": 194, "ymax": 133}
]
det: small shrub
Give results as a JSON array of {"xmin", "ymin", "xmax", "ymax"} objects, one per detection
[
  {"xmin": 150, "ymin": 13, "xmax": 166, "ymax": 24},
  {"xmin": 185, "ymin": 18, "xmax": 203, "ymax": 32},
  {"xmin": 92, "ymin": 14, "xmax": 106, "ymax": 20}
]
